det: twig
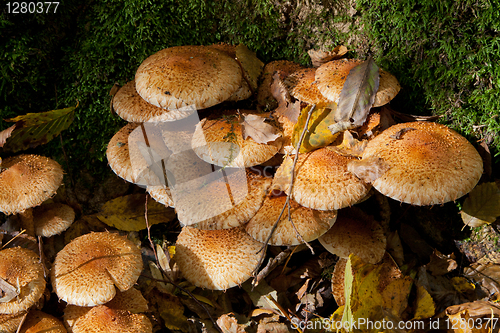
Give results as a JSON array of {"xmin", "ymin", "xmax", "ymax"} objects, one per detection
[
  {"xmin": 59, "ymin": 133, "xmax": 75, "ymax": 188},
  {"xmin": 253, "ymin": 248, "xmax": 292, "ymax": 286},
  {"xmin": 253, "ymin": 105, "xmax": 317, "ymax": 279},
  {"xmin": 143, "ymin": 194, "xmax": 222, "ymax": 333}
]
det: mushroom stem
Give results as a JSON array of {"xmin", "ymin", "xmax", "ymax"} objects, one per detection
[{"xmin": 18, "ymin": 208, "xmax": 35, "ymax": 237}]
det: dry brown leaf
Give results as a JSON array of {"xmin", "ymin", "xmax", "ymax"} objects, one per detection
[
  {"xmin": 347, "ymin": 155, "xmax": 390, "ymax": 183},
  {"xmin": 426, "ymin": 249, "xmax": 458, "ymax": 276},
  {"xmin": 461, "ymin": 182, "xmax": 500, "ymax": 227},
  {"xmin": 217, "ymin": 313, "xmax": 249, "ymax": 333},
  {"xmin": 0, "ymin": 124, "xmax": 17, "ymax": 148},
  {"xmin": 240, "ymin": 114, "xmax": 281, "ymax": 144},
  {"xmin": 308, "ymin": 45, "xmax": 348, "ymax": 67},
  {"xmin": 0, "ymin": 276, "xmax": 19, "ymax": 303},
  {"xmin": 271, "ymin": 71, "xmax": 301, "ymax": 123}
]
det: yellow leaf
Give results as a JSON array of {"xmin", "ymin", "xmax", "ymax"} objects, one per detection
[
  {"xmin": 413, "ymin": 284, "xmax": 435, "ymax": 320},
  {"xmin": 381, "ymin": 277, "xmax": 413, "ymax": 318},
  {"xmin": 292, "ymin": 102, "xmax": 340, "ymax": 153},
  {"xmin": 97, "ymin": 194, "xmax": 176, "ymax": 231},
  {"xmin": 149, "ymin": 292, "xmax": 190, "ymax": 332},
  {"xmin": 461, "ymin": 182, "xmax": 500, "ymax": 227},
  {"xmin": 156, "ymin": 244, "xmax": 171, "ymax": 273},
  {"xmin": 235, "ymin": 44, "xmax": 264, "ymax": 91},
  {"xmin": 451, "ymin": 276, "xmax": 476, "ymax": 294}
]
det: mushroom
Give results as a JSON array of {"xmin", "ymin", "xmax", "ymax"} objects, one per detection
[
  {"xmin": 0, "ymin": 247, "xmax": 46, "ymax": 314},
  {"xmin": 174, "ymin": 226, "xmax": 263, "ymax": 290},
  {"xmin": 283, "ymin": 67, "xmax": 329, "ymax": 105},
  {"xmin": 51, "ymin": 232, "xmax": 143, "ymax": 306},
  {"xmin": 112, "ymin": 80, "xmax": 194, "ymax": 122},
  {"xmin": 357, "ymin": 121, "xmax": 483, "ymax": 205},
  {"xmin": 318, "ymin": 207, "xmax": 386, "ymax": 264},
  {"xmin": 63, "ymin": 288, "xmax": 151, "ymax": 333},
  {"xmin": 315, "ymin": 59, "xmax": 400, "ymax": 107},
  {"xmin": 19, "ymin": 310, "xmax": 67, "ymax": 333},
  {"xmin": 191, "ymin": 114, "xmax": 282, "ymax": 168},
  {"xmin": 0, "ymin": 154, "xmax": 64, "ymax": 236},
  {"xmin": 0, "ymin": 312, "xmax": 27, "ymax": 333},
  {"xmin": 246, "ymin": 194, "xmax": 337, "ymax": 246},
  {"xmin": 276, "ymin": 148, "xmax": 371, "ymax": 210},
  {"xmin": 33, "ymin": 202, "xmax": 75, "ymax": 238},
  {"xmin": 135, "ymin": 45, "xmax": 243, "ymax": 110}
]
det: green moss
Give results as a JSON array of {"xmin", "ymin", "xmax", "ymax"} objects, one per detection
[{"xmin": 355, "ymin": 0, "xmax": 500, "ymax": 162}]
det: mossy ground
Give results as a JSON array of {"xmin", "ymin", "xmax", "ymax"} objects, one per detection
[{"xmin": 1, "ymin": 0, "xmax": 499, "ymax": 178}]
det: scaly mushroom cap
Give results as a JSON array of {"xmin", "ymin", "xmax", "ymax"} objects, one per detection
[
  {"xmin": 146, "ymin": 185, "xmax": 174, "ymax": 208},
  {"xmin": 20, "ymin": 310, "xmax": 67, "ymax": 333},
  {"xmin": 51, "ymin": 232, "xmax": 143, "ymax": 307},
  {"xmin": 361, "ymin": 121, "xmax": 483, "ymax": 205},
  {"xmin": 135, "ymin": 45, "xmax": 242, "ymax": 110},
  {"xmin": 189, "ymin": 172, "xmax": 272, "ymax": 230},
  {"xmin": 277, "ymin": 148, "xmax": 371, "ymax": 210},
  {"xmin": 64, "ymin": 288, "xmax": 149, "ymax": 332},
  {"xmin": 106, "ymin": 123, "xmax": 141, "ymax": 184},
  {"xmin": 0, "ymin": 312, "xmax": 27, "ymax": 333},
  {"xmin": 319, "ymin": 207, "xmax": 386, "ymax": 264},
  {"xmin": 0, "ymin": 247, "xmax": 46, "ymax": 314},
  {"xmin": 246, "ymin": 194, "xmax": 337, "ymax": 246},
  {"xmin": 284, "ymin": 68, "xmax": 329, "ymax": 105},
  {"xmin": 175, "ymin": 226, "xmax": 262, "ymax": 290},
  {"xmin": 34, "ymin": 202, "xmax": 75, "ymax": 237},
  {"xmin": 315, "ymin": 59, "xmax": 400, "ymax": 106},
  {"xmin": 113, "ymin": 80, "xmax": 192, "ymax": 122},
  {"xmin": 0, "ymin": 154, "xmax": 63, "ymax": 215},
  {"xmin": 192, "ymin": 116, "xmax": 281, "ymax": 168}
]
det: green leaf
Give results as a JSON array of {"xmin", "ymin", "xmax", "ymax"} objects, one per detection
[
  {"xmin": 292, "ymin": 102, "xmax": 340, "ymax": 153},
  {"xmin": 329, "ymin": 57, "xmax": 379, "ymax": 136},
  {"xmin": 2, "ymin": 105, "xmax": 76, "ymax": 153},
  {"xmin": 461, "ymin": 182, "xmax": 500, "ymax": 227}
]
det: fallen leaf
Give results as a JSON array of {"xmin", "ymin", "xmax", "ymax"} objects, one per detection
[
  {"xmin": 413, "ymin": 284, "xmax": 435, "ymax": 320},
  {"xmin": 271, "ymin": 71, "xmax": 301, "ymax": 123},
  {"xmin": 292, "ymin": 102, "xmax": 339, "ymax": 153},
  {"xmin": 450, "ymin": 277, "xmax": 476, "ymax": 294},
  {"xmin": 270, "ymin": 155, "xmax": 293, "ymax": 194},
  {"xmin": 461, "ymin": 182, "xmax": 500, "ymax": 227},
  {"xmin": 148, "ymin": 292, "xmax": 190, "ymax": 333},
  {"xmin": 347, "ymin": 155, "xmax": 390, "ymax": 183},
  {"xmin": 0, "ymin": 276, "xmax": 19, "ymax": 303},
  {"xmin": 426, "ymin": 249, "xmax": 458, "ymax": 276},
  {"xmin": 0, "ymin": 124, "xmax": 17, "ymax": 148},
  {"xmin": 236, "ymin": 44, "xmax": 264, "ymax": 92},
  {"xmin": 241, "ymin": 114, "xmax": 281, "ymax": 144},
  {"xmin": 217, "ymin": 313, "xmax": 249, "ymax": 333},
  {"xmin": 327, "ymin": 130, "xmax": 368, "ymax": 157},
  {"xmin": 97, "ymin": 194, "xmax": 176, "ymax": 231},
  {"xmin": 2, "ymin": 104, "xmax": 76, "ymax": 153},
  {"xmin": 308, "ymin": 45, "xmax": 348, "ymax": 67},
  {"xmin": 329, "ymin": 57, "xmax": 380, "ymax": 136}
]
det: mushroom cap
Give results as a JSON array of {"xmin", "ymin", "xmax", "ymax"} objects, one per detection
[
  {"xmin": 0, "ymin": 247, "xmax": 46, "ymax": 314},
  {"xmin": 106, "ymin": 122, "xmax": 141, "ymax": 184},
  {"xmin": 146, "ymin": 185, "xmax": 174, "ymax": 207},
  {"xmin": 284, "ymin": 68, "xmax": 329, "ymax": 105},
  {"xmin": 106, "ymin": 123, "xmax": 164, "ymax": 186},
  {"xmin": 319, "ymin": 207, "xmax": 386, "ymax": 264},
  {"xmin": 64, "ymin": 288, "xmax": 149, "ymax": 332},
  {"xmin": 20, "ymin": 310, "xmax": 67, "ymax": 333},
  {"xmin": 189, "ymin": 172, "xmax": 272, "ymax": 230},
  {"xmin": 64, "ymin": 306, "xmax": 151, "ymax": 333},
  {"xmin": 34, "ymin": 202, "xmax": 75, "ymax": 237},
  {"xmin": 175, "ymin": 226, "xmax": 262, "ymax": 290},
  {"xmin": 315, "ymin": 59, "xmax": 400, "ymax": 106},
  {"xmin": 51, "ymin": 232, "xmax": 143, "ymax": 307},
  {"xmin": 191, "ymin": 116, "xmax": 281, "ymax": 168},
  {"xmin": 277, "ymin": 148, "xmax": 371, "ymax": 210},
  {"xmin": 0, "ymin": 311, "xmax": 27, "ymax": 333},
  {"xmin": 135, "ymin": 45, "xmax": 242, "ymax": 110},
  {"xmin": 361, "ymin": 121, "xmax": 483, "ymax": 205},
  {"xmin": 113, "ymin": 80, "xmax": 193, "ymax": 122},
  {"xmin": 246, "ymin": 194, "xmax": 337, "ymax": 246},
  {"xmin": 0, "ymin": 154, "xmax": 63, "ymax": 215}
]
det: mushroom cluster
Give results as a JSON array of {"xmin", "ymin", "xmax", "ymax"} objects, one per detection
[{"xmin": 104, "ymin": 44, "xmax": 483, "ymax": 293}]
